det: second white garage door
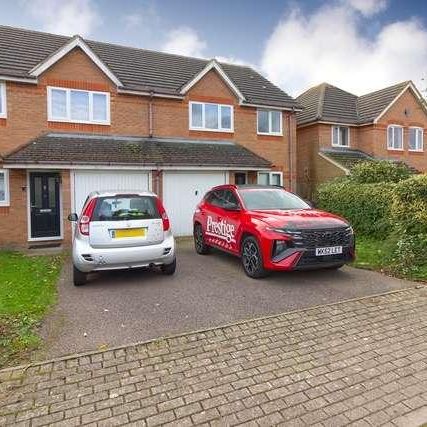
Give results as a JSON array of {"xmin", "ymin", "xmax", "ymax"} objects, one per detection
[
  {"xmin": 163, "ymin": 171, "xmax": 227, "ymax": 236},
  {"xmin": 73, "ymin": 170, "xmax": 150, "ymax": 215}
]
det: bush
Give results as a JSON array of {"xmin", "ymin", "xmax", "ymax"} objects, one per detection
[
  {"xmin": 350, "ymin": 160, "xmax": 411, "ymax": 184},
  {"xmin": 315, "ymin": 179, "xmax": 395, "ymax": 236},
  {"xmin": 391, "ymin": 174, "xmax": 427, "ymax": 235},
  {"xmin": 389, "ymin": 234, "xmax": 427, "ymax": 276}
]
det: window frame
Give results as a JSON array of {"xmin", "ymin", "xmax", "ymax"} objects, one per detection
[
  {"xmin": 257, "ymin": 109, "xmax": 283, "ymax": 136},
  {"xmin": 387, "ymin": 124, "xmax": 404, "ymax": 151},
  {"xmin": 47, "ymin": 86, "xmax": 110, "ymax": 125},
  {"xmin": 189, "ymin": 101, "xmax": 234, "ymax": 132},
  {"xmin": 0, "ymin": 82, "xmax": 6, "ymax": 119},
  {"xmin": 331, "ymin": 125, "xmax": 350, "ymax": 148},
  {"xmin": 0, "ymin": 169, "xmax": 10, "ymax": 207},
  {"xmin": 408, "ymin": 127, "xmax": 424, "ymax": 152},
  {"xmin": 257, "ymin": 171, "xmax": 283, "ymax": 186}
]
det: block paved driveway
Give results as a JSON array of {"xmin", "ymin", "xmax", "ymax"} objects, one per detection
[
  {"xmin": 1, "ymin": 287, "xmax": 427, "ymax": 426},
  {"xmin": 39, "ymin": 239, "xmax": 413, "ymax": 360}
]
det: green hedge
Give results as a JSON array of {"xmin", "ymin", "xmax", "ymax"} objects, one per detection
[
  {"xmin": 350, "ymin": 160, "xmax": 411, "ymax": 184},
  {"xmin": 315, "ymin": 179, "xmax": 395, "ymax": 236}
]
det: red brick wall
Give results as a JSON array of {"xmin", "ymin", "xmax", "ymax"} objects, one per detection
[{"xmin": 0, "ymin": 47, "xmax": 297, "ymax": 246}]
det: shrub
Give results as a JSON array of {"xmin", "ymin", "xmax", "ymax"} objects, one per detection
[
  {"xmin": 350, "ymin": 160, "xmax": 411, "ymax": 184},
  {"xmin": 391, "ymin": 174, "xmax": 427, "ymax": 235},
  {"xmin": 389, "ymin": 233, "xmax": 427, "ymax": 276},
  {"xmin": 315, "ymin": 179, "xmax": 395, "ymax": 236}
]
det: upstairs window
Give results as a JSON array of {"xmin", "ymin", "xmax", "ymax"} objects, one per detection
[
  {"xmin": 47, "ymin": 87, "xmax": 110, "ymax": 125},
  {"xmin": 332, "ymin": 126, "xmax": 350, "ymax": 147},
  {"xmin": 257, "ymin": 109, "xmax": 282, "ymax": 135},
  {"xmin": 0, "ymin": 82, "xmax": 6, "ymax": 118},
  {"xmin": 0, "ymin": 169, "xmax": 9, "ymax": 206},
  {"xmin": 387, "ymin": 125, "xmax": 403, "ymax": 150},
  {"xmin": 409, "ymin": 127, "xmax": 423, "ymax": 151},
  {"xmin": 189, "ymin": 102, "xmax": 233, "ymax": 132}
]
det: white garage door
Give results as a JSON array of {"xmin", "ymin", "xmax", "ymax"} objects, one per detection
[
  {"xmin": 73, "ymin": 170, "xmax": 150, "ymax": 215},
  {"xmin": 163, "ymin": 171, "xmax": 227, "ymax": 236}
]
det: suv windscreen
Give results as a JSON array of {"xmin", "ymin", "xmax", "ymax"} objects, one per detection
[
  {"xmin": 238, "ymin": 189, "xmax": 310, "ymax": 211},
  {"xmin": 92, "ymin": 195, "xmax": 160, "ymax": 221}
]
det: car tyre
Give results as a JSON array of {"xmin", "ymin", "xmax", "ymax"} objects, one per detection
[
  {"xmin": 161, "ymin": 258, "xmax": 176, "ymax": 275},
  {"xmin": 194, "ymin": 223, "xmax": 210, "ymax": 255},
  {"xmin": 241, "ymin": 236, "xmax": 269, "ymax": 279},
  {"xmin": 73, "ymin": 265, "xmax": 87, "ymax": 286}
]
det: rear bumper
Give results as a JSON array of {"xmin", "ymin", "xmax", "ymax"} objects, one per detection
[{"xmin": 73, "ymin": 233, "xmax": 175, "ymax": 273}]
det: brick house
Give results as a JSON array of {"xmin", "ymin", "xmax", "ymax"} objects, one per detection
[
  {"xmin": 295, "ymin": 81, "xmax": 427, "ymax": 198},
  {"xmin": 0, "ymin": 25, "xmax": 301, "ymax": 247}
]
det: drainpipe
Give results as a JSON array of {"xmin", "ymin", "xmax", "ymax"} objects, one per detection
[
  {"xmin": 148, "ymin": 91, "xmax": 154, "ymax": 138},
  {"xmin": 287, "ymin": 112, "xmax": 293, "ymax": 191}
]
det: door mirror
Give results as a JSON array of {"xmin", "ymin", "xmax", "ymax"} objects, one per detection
[{"xmin": 68, "ymin": 213, "xmax": 78, "ymax": 222}]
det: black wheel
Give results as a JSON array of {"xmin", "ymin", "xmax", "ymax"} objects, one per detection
[
  {"xmin": 73, "ymin": 265, "xmax": 87, "ymax": 286},
  {"xmin": 161, "ymin": 258, "xmax": 176, "ymax": 275},
  {"xmin": 194, "ymin": 223, "xmax": 210, "ymax": 255},
  {"xmin": 241, "ymin": 236, "xmax": 269, "ymax": 279}
]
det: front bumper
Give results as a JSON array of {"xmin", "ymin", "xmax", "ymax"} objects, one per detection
[{"xmin": 73, "ymin": 233, "xmax": 176, "ymax": 273}]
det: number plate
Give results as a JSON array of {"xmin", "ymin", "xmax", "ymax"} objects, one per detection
[
  {"xmin": 112, "ymin": 228, "xmax": 146, "ymax": 238},
  {"xmin": 315, "ymin": 246, "xmax": 343, "ymax": 256}
]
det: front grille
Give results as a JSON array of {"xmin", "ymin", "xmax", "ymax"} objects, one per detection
[{"xmin": 287, "ymin": 227, "xmax": 352, "ymax": 249}]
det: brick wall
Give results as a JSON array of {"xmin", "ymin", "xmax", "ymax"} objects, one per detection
[{"xmin": 0, "ymin": 46, "xmax": 297, "ymax": 247}]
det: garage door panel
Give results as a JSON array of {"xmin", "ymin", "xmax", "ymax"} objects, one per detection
[
  {"xmin": 163, "ymin": 171, "xmax": 227, "ymax": 236},
  {"xmin": 73, "ymin": 171, "xmax": 150, "ymax": 215}
]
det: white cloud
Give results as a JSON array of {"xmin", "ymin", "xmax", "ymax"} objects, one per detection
[
  {"xmin": 161, "ymin": 27, "xmax": 206, "ymax": 58},
  {"xmin": 344, "ymin": 0, "xmax": 387, "ymax": 16},
  {"xmin": 261, "ymin": 2, "xmax": 427, "ymax": 96},
  {"xmin": 24, "ymin": 0, "xmax": 99, "ymax": 37},
  {"xmin": 214, "ymin": 55, "xmax": 256, "ymax": 69},
  {"xmin": 122, "ymin": 14, "xmax": 143, "ymax": 29}
]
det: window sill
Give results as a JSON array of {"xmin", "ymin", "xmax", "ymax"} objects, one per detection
[
  {"xmin": 257, "ymin": 132, "xmax": 283, "ymax": 137},
  {"xmin": 332, "ymin": 144, "xmax": 350, "ymax": 148},
  {"xmin": 48, "ymin": 118, "xmax": 110, "ymax": 126},
  {"xmin": 387, "ymin": 148, "xmax": 404, "ymax": 152},
  {"xmin": 189, "ymin": 127, "xmax": 234, "ymax": 133},
  {"xmin": 0, "ymin": 202, "xmax": 10, "ymax": 207},
  {"xmin": 408, "ymin": 150, "xmax": 424, "ymax": 154}
]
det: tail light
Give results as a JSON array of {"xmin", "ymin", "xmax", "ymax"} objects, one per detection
[
  {"xmin": 78, "ymin": 198, "xmax": 97, "ymax": 236},
  {"xmin": 155, "ymin": 197, "xmax": 170, "ymax": 231}
]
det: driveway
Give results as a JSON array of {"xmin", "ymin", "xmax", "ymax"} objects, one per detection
[{"xmin": 38, "ymin": 239, "xmax": 413, "ymax": 360}]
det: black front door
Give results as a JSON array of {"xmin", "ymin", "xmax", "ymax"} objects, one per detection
[{"xmin": 30, "ymin": 173, "xmax": 61, "ymax": 238}]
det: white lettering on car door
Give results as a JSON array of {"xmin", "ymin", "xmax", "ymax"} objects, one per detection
[{"xmin": 206, "ymin": 216, "xmax": 236, "ymax": 243}]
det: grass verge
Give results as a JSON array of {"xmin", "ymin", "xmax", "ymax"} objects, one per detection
[
  {"xmin": 0, "ymin": 251, "xmax": 62, "ymax": 368},
  {"xmin": 352, "ymin": 236, "xmax": 427, "ymax": 282}
]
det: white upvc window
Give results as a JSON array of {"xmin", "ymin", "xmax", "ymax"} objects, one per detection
[
  {"xmin": 409, "ymin": 127, "xmax": 423, "ymax": 152},
  {"xmin": 189, "ymin": 101, "xmax": 233, "ymax": 132},
  {"xmin": 0, "ymin": 82, "xmax": 6, "ymax": 118},
  {"xmin": 0, "ymin": 169, "xmax": 10, "ymax": 206},
  {"xmin": 257, "ymin": 109, "xmax": 282, "ymax": 135},
  {"xmin": 387, "ymin": 125, "xmax": 403, "ymax": 150},
  {"xmin": 47, "ymin": 87, "xmax": 110, "ymax": 125},
  {"xmin": 257, "ymin": 171, "xmax": 283, "ymax": 186},
  {"xmin": 332, "ymin": 126, "xmax": 350, "ymax": 147}
]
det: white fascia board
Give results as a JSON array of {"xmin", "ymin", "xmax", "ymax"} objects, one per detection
[
  {"xmin": 0, "ymin": 75, "xmax": 38, "ymax": 84},
  {"xmin": 117, "ymin": 88, "xmax": 184, "ymax": 99},
  {"xmin": 180, "ymin": 59, "xmax": 245, "ymax": 102},
  {"xmin": 29, "ymin": 36, "xmax": 123, "ymax": 87},
  {"xmin": 241, "ymin": 102, "xmax": 302, "ymax": 112},
  {"xmin": 3, "ymin": 164, "xmax": 270, "ymax": 171}
]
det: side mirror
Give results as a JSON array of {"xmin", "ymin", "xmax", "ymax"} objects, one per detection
[{"xmin": 68, "ymin": 213, "xmax": 78, "ymax": 222}]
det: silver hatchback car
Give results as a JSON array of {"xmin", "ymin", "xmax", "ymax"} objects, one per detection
[{"xmin": 68, "ymin": 191, "xmax": 176, "ymax": 286}]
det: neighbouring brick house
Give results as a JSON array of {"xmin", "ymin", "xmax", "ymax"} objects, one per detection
[
  {"xmin": 296, "ymin": 81, "xmax": 427, "ymax": 198},
  {"xmin": 0, "ymin": 25, "xmax": 301, "ymax": 247}
]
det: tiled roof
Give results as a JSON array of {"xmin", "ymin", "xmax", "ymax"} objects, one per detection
[
  {"xmin": 0, "ymin": 25, "xmax": 299, "ymax": 109},
  {"xmin": 3, "ymin": 133, "xmax": 272, "ymax": 169},
  {"xmin": 297, "ymin": 81, "xmax": 412, "ymax": 125},
  {"xmin": 320, "ymin": 148, "xmax": 373, "ymax": 171}
]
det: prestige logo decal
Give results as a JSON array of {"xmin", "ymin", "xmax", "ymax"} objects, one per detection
[{"xmin": 206, "ymin": 216, "xmax": 236, "ymax": 243}]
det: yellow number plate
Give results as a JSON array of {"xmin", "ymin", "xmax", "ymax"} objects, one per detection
[{"xmin": 114, "ymin": 228, "xmax": 146, "ymax": 238}]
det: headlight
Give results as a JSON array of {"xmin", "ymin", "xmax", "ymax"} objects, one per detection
[
  {"xmin": 272, "ymin": 239, "xmax": 293, "ymax": 257},
  {"xmin": 265, "ymin": 226, "xmax": 288, "ymax": 234},
  {"xmin": 345, "ymin": 226, "xmax": 354, "ymax": 235}
]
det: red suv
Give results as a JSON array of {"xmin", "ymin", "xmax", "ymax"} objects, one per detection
[{"xmin": 193, "ymin": 185, "xmax": 355, "ymax": 278}]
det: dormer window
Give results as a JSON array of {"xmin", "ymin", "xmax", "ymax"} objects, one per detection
[
  {"xmin": 332, "ymin": 126, "xmax": 349, "ymax": 147},
  {"xmin": 0, "ymin": 82, "xmax": 6, "ymax": 118},
  {"xmin": 189, "ymin": 101, "xmax": 233, "ymax": 132},
  {"xmin": 47, "ymin": 87, "xmax": 110, "ymax": 125}
]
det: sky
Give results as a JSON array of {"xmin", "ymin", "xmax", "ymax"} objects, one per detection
[{"xmin": 1, "ymin": 0, "xmax": 427, "ymax": 97}]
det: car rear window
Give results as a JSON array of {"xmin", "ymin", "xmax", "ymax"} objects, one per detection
[{"xmin": 92, "ymin": 195, "xmax": 160, "ymax": 221}]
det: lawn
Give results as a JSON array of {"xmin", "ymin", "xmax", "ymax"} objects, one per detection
[
  {"xmin": 353, "ymin": 236, "xmax": 427, "ymax": 282},
  {"xmin": 0, "ymin": 251, "xmax": 62, "ymax": 368}
]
